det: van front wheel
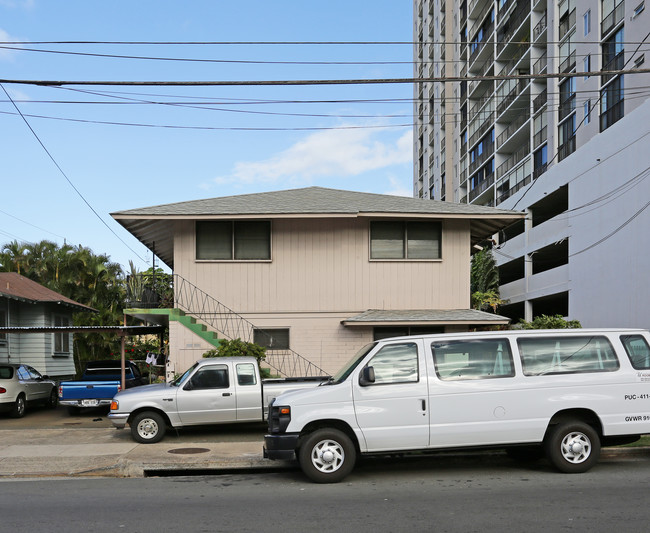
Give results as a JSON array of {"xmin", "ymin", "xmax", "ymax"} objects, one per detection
[
  {"xmin": 544, "ymin": 422, "xmax": 600, "ymax": 473},
  {"xmin": 298, "ymin": 428, "xmax": 356, "ymax": 483}
]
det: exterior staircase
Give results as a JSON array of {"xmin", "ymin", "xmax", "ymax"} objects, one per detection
[{"xmin": 129, "ymin": 275, "xmax": 328, "ymax": 378}]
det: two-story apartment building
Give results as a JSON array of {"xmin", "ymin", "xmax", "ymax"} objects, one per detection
[{"xmin": 112, "ymin": 187, "xmax": 523, "ymax": 375}]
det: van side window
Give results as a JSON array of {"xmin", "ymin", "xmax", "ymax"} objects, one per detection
[
  {"xmin": 365, "ymin": 343, "xmax": 419, "ymax": 384},
  {"xmin": 621, "ymin": 335, "xmax": 650, "ymax": 369},
  {"xmin": 518, "ymin": 336, "xmax": 619, "ymax": 376},
  {"xmin": 431, "ymin": 339, "xmax": 514, "ymax": 380}
]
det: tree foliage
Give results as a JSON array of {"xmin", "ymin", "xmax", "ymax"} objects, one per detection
[
  {"xmin": 470, "ymin": 249, "xmax": 505, "ymax": 313},
  {"xmin": 203, "ymin": 338, "xmax": 266, "ymax": 365},
  {"xmin": 471, "ymin": 248, "xmax": 500, "ymax": 294},
  {"xmin": 517, "ymin": 314, "xmax": 582, "ymax": 329},
  {"xmin": 1, "ymin": 239, "xmax": 127, "ymax": 365}
]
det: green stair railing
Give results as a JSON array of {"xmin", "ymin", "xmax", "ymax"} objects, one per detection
[{"xmin": 173, "ymin": 274, "xmax": 328, "ymax": 378}]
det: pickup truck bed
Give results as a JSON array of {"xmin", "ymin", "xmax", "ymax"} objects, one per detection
[{"xmin": 59, "ymin": 360, "xmax": 147, "ymax": 413}]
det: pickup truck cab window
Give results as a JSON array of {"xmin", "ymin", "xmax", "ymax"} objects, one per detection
[
  {"xmin": 186, "ymin": 365, "xmax": 229, "ymax": 390},
  {"xmin": 236, "ymin": 363, "xmax": 257, "ymax": 385},
  {"xmin": 432, "ymin": 339, "xmax": 514, "ymax": 380},
  {"xmin": 518, "ymin": 336, "xmax": 619, "ymax": 375},
  {"xmin": 363, "ymin": 342, "xmax": 419, "ymax": 384}
]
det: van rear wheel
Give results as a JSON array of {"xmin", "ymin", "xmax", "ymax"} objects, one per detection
[
  {"xmin": 298, "ymin": 428, "xmax": 356, "ymax": 483},
  {"xmin": 544, "ymin": 422, "xmax": 600, "ymax": 473}
]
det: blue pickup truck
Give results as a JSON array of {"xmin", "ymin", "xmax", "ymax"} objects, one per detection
[{"xmin": 58, "ymin": 360, "xmax": 148, "ymax": 414}]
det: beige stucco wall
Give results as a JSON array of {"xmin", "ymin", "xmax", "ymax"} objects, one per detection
[{"xmin": 167, "ymin": 216, "xmax": 473, "ymax": 375}]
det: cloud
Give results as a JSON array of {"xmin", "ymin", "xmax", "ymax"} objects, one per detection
[
  {"xmin": 0, "ymin": 28, "xmax": 25, "ymax": 60},
  {"xmin": 384, "ymin": 176, "xmax": 413, "ymax": 197},
  {"xmin": 215, "ymin": 126, "xmax": 413, "ymax": 187},
  {"xmin": 0, "ymin": 0, "xmax": 35, "ymax": 9}
]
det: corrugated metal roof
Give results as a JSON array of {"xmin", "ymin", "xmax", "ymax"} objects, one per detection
[
  {"xmin": 0, "ymin": 272, "xmax": 96, "ymax": 312},
  {"xmin": 341, "ymin": 308, "xmax": 511, "ymax": 325},
  {"xmin": 111, "ymin": 187, "xmax": 524, "ymax": 268}
]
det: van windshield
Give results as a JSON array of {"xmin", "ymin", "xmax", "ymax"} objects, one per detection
[{"xmin": 329, "ymin": 342, "xmax": 376, "ymax": 384}]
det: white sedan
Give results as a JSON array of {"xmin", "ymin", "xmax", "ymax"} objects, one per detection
[{"xmin": 0, "ymin": 364, "xmax": 57, "ymax": 418}]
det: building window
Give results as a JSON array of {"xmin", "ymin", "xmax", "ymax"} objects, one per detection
[
  {"xmin": 54, "ymin": 315, "xmax": 70, "ymax": 354},
  {"xmin": 584, "ymin": 100, "xmax": 591, "ymax": 124},
  {"xmin": 600, "ymin": 75, "xmax": 624, "ymax": 131},
  {"xmin": 533, "ymin": 144, "xmax": 548, "ymax": 178},
  {"xmin": 583, "ymin": 54, "xmax": 591, "ymax": 79},
  {"xmin": 558, "ymin": 114, "xmax": 576, "ymax": 161},
  {"xmin": 633, "ymin": 1, "xmax": 645, "ymax": 17},
  {"xmin": 196, "ymin": 221, "xmax": 271, "ymax": 261},
  {"xmin": 253, "ymin": 328, "xmax": 290, "ymax": 350},
  {"xmin": 373, "ymin": 326, "xmax": 444, "ymax": 341},
  {"xmin": 370, "ymin": 221, "xmax": 442, "ymax": 260},
  {"xmin": 559, "ymin": 77, "xmax": 576, "ymax": 121},
  {"xmin": 584, "ymin": 9, "xmax": 591, "ymax": 35}
]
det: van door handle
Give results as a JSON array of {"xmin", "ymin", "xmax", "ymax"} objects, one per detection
[
  {"xmin": 223, "ymin": 392, "xmax": 232, "ymax": 397},
  {"xmin": 421, "ymin": 399, "xmax": 426, "ymax": 411}
]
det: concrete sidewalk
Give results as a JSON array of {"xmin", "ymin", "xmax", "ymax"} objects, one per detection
[
  {"xmin": 0, "ymin": 426, "xmax": 287, "ymax": 478},
  {"xmin": 2, "ymin": 425, "xmax": 649, "ymax": 479}
]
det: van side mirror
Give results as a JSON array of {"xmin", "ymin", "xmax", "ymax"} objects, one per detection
[{"xmin": 359, "ymin": 366, "xmax": 375, "ymax": 386}]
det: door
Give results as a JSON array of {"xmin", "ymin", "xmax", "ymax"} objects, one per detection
[
  {"xmin": 234, "ymin": 362, "xmax": 263, "ymax": 421},
  {"xmin": 19, "ymin": 366, "xmax": 51, "ymax": 402},
  {"xmin": 352, "ymin": 341, "xmax": 429, "ymax": 451},
  {"xmin": 175, "ymin": 363, "xmax": 237, "ymax": 425}
]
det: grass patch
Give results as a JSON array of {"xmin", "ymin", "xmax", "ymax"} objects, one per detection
[{"xmin": 621, "ymin": 435, "xmax": 650, "ymax": 447}]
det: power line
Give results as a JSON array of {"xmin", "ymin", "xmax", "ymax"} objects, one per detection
[
  {"xmin": 0, "ymin": 109, "xmax": 413, "ymax": 131},
  {"xmin": 2, "ymin": 67, "xmax": 650, "ymax": 87},
  {"xmin": 0, "ymin": 208, "xmax": 66, "ymax": 240},
  {"xmin": 0, "ymin": 83, "xmax": 148, "ymax": 264}
]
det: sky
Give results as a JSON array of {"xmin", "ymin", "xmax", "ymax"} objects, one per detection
[{"xmin": 0, "ymin": 0, "xmax": 415, "ymax": 272}]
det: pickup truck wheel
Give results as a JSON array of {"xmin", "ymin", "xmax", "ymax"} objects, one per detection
[
  {"xmin": 10, "ymin": 394, "xmax": 26, "ymax": 418},
  {"xmin": 544, "ymin": 421, "xmax": 600, "ymax": 473},
  {"xmin": 298, "ymin": 429, "xmax": 356, "ymax": 483},
  {"xmin": 131, "ymin": 411, "xmax": 166, "ymax": 444}
]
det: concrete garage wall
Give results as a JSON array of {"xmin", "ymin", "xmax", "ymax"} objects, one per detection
[{"xmin": 499, "ymin": 99, "xmax": 650, "ymax": 330}]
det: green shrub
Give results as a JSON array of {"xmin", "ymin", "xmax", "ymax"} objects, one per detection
[
  {"xmin": 203, "ymin": 338, "xmax": 266, "ymax": 366},
  {"xmin": 516, "ymin": 314, "xmax": 582, "ymax": 330}
]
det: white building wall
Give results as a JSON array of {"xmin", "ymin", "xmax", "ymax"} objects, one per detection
[{"xmin": 499, "ymin": 98, "xmax": 650, "ymax": 329}]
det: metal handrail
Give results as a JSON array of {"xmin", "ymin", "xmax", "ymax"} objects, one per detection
[{"xmin": 172, "ymin": 274, "xmax": 328, "ymax": 377}]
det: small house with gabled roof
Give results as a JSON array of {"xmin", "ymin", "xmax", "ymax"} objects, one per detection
[
  {"xmin": 112, "ymin": 187, "xmax": 523, "ymax": 376},
  {"xmin": 0, "ymin": 272, "xmax": 94, "ymax": 377}
]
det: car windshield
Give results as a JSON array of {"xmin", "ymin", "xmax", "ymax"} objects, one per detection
[
  {"xmin": 329, "ymin": 342, "xmax": 376, "ymax": 384},
  {"xmin": 171, "ymin": 362, "xmax": 198, "ymax": 387}
]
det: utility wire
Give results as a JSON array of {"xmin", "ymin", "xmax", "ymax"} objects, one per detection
[
  {"xmin": 0, "ymin": 208, "xmax": 66, "ymax": 239},
  {"xmin": 2, "ymin": 68, "xmax": 650, "ymax": 87},
  {"xmin": 0, "ymin": 83, "xmax": 148, "ymax": 263}
]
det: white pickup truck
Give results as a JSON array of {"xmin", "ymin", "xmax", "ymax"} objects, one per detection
[
  {"xmin": 108, "ymin": 357, "xmax": 326, "ymax": 443},
  {"xmin": 264, "ymin": 329, "xmax": 650, "ymax": 483}
]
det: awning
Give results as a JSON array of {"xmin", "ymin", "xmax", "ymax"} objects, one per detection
[
  {"xmin": 341, "ymin": 309, "xmax": 510, "ymax": 327},
  {"xmin": 0, "ymin": 325, "xmax": 165, "ymax": 335}
]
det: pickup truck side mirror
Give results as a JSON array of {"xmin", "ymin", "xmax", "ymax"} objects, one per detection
[{"xmin": 359, "ymin": 366, "xmax": 375, "ymax": 387}]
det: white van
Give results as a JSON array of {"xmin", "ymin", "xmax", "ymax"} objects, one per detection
[{"xmin": 264, "ymin": 329, "xmax": 650, "ymax": 482}]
